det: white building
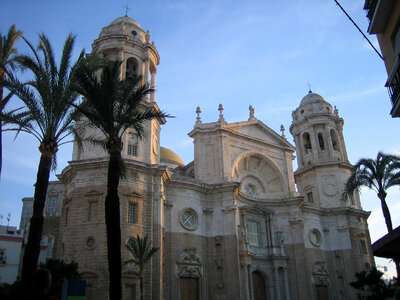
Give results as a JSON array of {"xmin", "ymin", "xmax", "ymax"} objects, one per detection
[
  {"xmin": 20, "ymin": 15, "xmax": 374, "ymax": 300},
  {"xmin": 0, "ymin": 225, "xmax": 23, "ymax": 284}
]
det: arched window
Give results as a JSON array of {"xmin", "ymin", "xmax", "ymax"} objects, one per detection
[
  {"xmin": 330, "ymin": 129, "xmax": 339, "ymax": 151},
  {"xmin": 318, "ymin": 133, "xmax": 325, "ymax": 151},
  {"xmin": 302, "ymin": 132, "xmax": 312, "ymax": 154},
  {"xmin": 126, "ymin": 58, "xmax": 138, "ymax": 79}
]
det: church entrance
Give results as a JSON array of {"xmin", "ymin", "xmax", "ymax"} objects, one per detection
[
  {"xmin": 179, "ymin": 277, "xmax": 199, "ymax": 300},
  {"xmin": 252, "ymin": 271, "xmax": 267, "ymax": 300},
  {"xmin": 315, "ymin": 285, "xmax": 329, "ymax": 300}
]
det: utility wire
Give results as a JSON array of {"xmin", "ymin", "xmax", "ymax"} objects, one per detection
[{"xmin": 333, "ymin": 0, "xmax": 383, "ymax": 60}]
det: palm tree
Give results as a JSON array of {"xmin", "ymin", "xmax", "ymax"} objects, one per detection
[
  {"xmin": 0, "ymin": 25, "xmax": 22, "ymax": 178},
  {"xmin": 71, "ymin": 58, "xmax": 168, "ymax": 300},
  {"xmin": 124, "ymin": 235, "xmax": 159, "ymax": 300},
  {"xmin": 342, "ymin": 151, "xmax": 400, "ymax": 277},
  {"xmin": 0, "ymin": 33, "xmax": 82, "ymax": 294}
]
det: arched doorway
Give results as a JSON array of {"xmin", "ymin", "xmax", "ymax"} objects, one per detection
[{"xmin": 252, "ymin": 271, "xmax": 267, "ymax": 300}]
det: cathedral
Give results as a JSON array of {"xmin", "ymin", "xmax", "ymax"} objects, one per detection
[{"xmin": 19, "ymin": 15, "xmax": 374, "ymax": 300}]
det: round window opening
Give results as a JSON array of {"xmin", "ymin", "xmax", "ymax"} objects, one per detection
[
  {"xmin": 180, "ymin": 209, "xmax": 198, "ymax": 231},
  {"xmin": 85, "ymin": 236, "xmax": 96, "ymax": 249},
  {"xmin": 309, "ymin": 229, "xmax": 322, "ymax": 247},
  {"xmin": 245, "ymin": 183, "xmax": 257, "ymax": 197}
]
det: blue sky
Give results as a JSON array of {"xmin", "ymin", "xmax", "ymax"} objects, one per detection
[{"xmin": 1, "ymin": 0, "xmax": 399, "ymax": 277}]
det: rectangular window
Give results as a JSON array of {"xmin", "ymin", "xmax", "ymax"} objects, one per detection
[
  {"xmin": 0, "ymin": 249, "xmax": 5, "ymax": 263},
  {"xmin": 88, "ymin": 201, "xmax": 98, "ymax": 222},
  {"xmin": 360, "ymin": 240, "xmax": 368, "ymax": 255},
  {"xmin": 128, "ymin": 172, "xmax": 139, "ymax": 180},
  {"xmin": 65, "ymin": 207, "xmax": 70, "ymax": 227},
  {"xmin": 247, "ymin": 220, "xmax": 259, "ymax": 246},
  {"xmin": 46, "ymin": 195, "xmax": 59, "ymax": 216},
  {"xmin": 128, "ymin": 203, "xmax": 137, "ymax": 224},
  {"xmin": 127, "ymin": 144, "xmax": 138, "ymax": 156},
  {"xmin": 307, "ymin": 191, "xmax": 314, "ymax": 203},
  {"xmin": 127, "ymin": 132, "xmax": 138, "ymax": 157},
  {"xmin": 125, "ymin": 285, "xmax": 136, "ymax": 300}
]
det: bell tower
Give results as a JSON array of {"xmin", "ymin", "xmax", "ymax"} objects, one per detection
[
  {"xmin": 72, "ymin": 15, "xmax": 164, "ymax": 164},
  {"xmin": 290, "ymin": 92, "xmax": 360, "ymax": 208}
]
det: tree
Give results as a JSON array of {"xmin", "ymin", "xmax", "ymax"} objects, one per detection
[
  {"xmin": 124, "ymin": 235, "xmax": 159, "ymax": 300},
  {"xmin": 39, "ymin": 259, "xmax": 80, "ymax": 298},
  {"xmin": 350, "ymin": 267, "xmax": 395, "ymax": 300},
  {"xmin": 0, "ymin": 34, "xmax": 82, "ymax": 295},
  {"xmin": 342, "ymin": 151, "xmax": 400, "ymax": 277},
  {"xmin": 0, "ymin": 24, "xmax": 22, "ymax": 178},
  {"xmin": 71, "ymin": 58, "xmax": 168, "ymax": 300}
]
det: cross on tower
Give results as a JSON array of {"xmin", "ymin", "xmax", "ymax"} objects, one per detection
[{"xmin": 124, "ymin": 4, "xmax": 131, "ymax": 16}]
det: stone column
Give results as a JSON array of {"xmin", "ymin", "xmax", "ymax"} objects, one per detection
[
  {"xmin": 325, "ymin": 128, "xmax": 334, "ymax": 159},
  {"xmin": 283, "ymin": 267, "xmax": 290, "ymax": 300},
  {"xmin": 294, "ymin": 134, "xmax": 304, "ymax": 167},
  {"xmin": 242, "ymin": 263, "xmax": 251, "ymax": 300},
  {"xmin": 309, "ymin": 126, "xmax": 318, "ymax": 160},
  {"xmin": 274, "ymin": 267, "xmax": 281, "ymax": 300},
  {"xmin": 144, "ymin": 58, "xmax": 149, "ymax": 85},
  {"xmin": 337, "ymin": 126, "xmax": 348, "ymax": 162},
  {"xmin": 150, "ymin": 69, "xmax": 156, "ymax": 101}
]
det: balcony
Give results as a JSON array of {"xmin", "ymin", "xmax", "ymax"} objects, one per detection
[
  {"xmin": 387, "ymin": 55, "xmax": 400, "ymax": 117},
  {"xmin": 364, "ymin": 0, "xmax": 395, "ymax": 34},
  {"xmin": 364, "ymin": 0, "xmax": 378, "ymax": 21}
]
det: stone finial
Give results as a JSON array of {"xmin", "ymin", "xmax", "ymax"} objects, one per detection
[
  {"xmin": 145, "ymin": 30, "xmax": 151, "ymax": 43},
  {"xmin": 195, "ymin": 106, "xmax": 202, "ymax": 125},
  {"xmin": 218, "ymin": 104, "xmax": 225, "ymax": 122},
  {"xmin": 334, "ymin": 106, "xmax": 339, "ymax": 117},
  {"xmin": 280, "ymin": 124, "xmax": 286, "ymax": 138},
  {"xmin": 248, "ymin": 105, "xmax": 255, "ymax": 121}
]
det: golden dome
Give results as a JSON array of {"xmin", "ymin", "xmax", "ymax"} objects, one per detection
[{"xmin": 160, "ymin": 147, "xmax": 184, "ymax": 167}]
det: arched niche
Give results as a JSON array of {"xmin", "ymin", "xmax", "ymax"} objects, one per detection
[{"xmin": 232, "ymin": 153, "xmax": 286, "ymax": 198}]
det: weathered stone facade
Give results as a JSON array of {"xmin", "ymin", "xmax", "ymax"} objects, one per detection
[{"xmin": 20, "ymin": 15, "xmax": 374, "ymax": 300}]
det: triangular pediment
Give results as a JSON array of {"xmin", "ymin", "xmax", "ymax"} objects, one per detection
[
  {"xmin": 84, "ymin": 189, "xmax": 104, "ymax": 196},
  {"xmin": 226, "ymin": 120, "xmax": 294, "ymax": 150},
  {"xmin": 240, "ymin": 204, "xmax": 274, "ymax": 215},
  {"xmin": 123, "ymin": 191, "xmax": 143, "ymax": 198}
]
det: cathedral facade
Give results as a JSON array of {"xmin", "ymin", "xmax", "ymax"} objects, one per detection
[{"xmin": 20, "ymin": 16, "xmax": 374, "ymax": 300}]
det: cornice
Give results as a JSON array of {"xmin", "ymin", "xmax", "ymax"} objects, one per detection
[{"xmin": 294, "ymin": 161, "xmax": 353, "ymax": 176}]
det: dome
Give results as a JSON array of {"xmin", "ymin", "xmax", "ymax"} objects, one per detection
[
  {"xmin": 110, "ymin": 16, "xmax": 141, "ymax": 29},
  {"xmin": 300, "ymin": 92, "xmax": 327, "ymax": 106},
  {"xmin": 160, "ymin": 147, "xmax": 184, "ymax": 167}
]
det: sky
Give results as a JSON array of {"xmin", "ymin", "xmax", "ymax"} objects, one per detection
[{"xmin": 1, "ymin": 0, "xmax": 399, "ymax": 278}]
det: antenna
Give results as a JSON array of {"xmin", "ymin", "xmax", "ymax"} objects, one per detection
[{"xmin": 6, "ymin": 213, "xmax": 10, "ymax": 230}]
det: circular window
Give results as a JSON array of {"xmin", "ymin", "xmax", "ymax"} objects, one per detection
[
  {"xmin": 245, "ymin": 183, "xmax": 257, "ymax": 197},
  {"xmin": 309, "ymin": 229, "xmax": 322, "ymax": 247},
  {"xmin": 180, "ymin": 209, "xmax": 198, "ymax": 231},
  {"xmin": 85, "ymin": 236, "xmax": 96, "ymax": 249}
]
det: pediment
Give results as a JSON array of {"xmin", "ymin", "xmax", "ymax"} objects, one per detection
[
  {"xmin": 226, "ymin": 120, "xmax": 294, "ymax": 150},
  {"xmin": 240, "ymin": 204, "xmax": 274, "ymax": 215},
  {"xmin": 123, "ymin": 191, "xmax": 143, "ymax": 198},
  {"xmin": 84, "ymin": 189, "xmax": 104, "ymax": 196}
]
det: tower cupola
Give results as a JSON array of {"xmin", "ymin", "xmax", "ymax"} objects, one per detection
[{"xmin": 290, "ymin": 91, "xmax": 349, "ymax": 169}]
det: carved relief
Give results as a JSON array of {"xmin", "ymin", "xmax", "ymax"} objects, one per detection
[
  {"xmin": 312, "ymin": 261, "xmax": 329, "ymax": 286},
  {"xmin": 321, "ymin": 175, "xmax": 338, "ymax": 196},
  {"xmin": 176, "ymin": 248, "xmax": 202, "ymax": 278}
]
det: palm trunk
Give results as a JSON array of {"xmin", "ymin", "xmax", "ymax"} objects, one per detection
[
  {"xmin": 105, "ymin": 148, "xmax": 122, "ymax": 300},
  {"xmin": 20, "ymin": 153, "xmax": 52, "ymax": 297},
  {"xmin": 140, "ymin": 276, "xmax": 143, "ymax": 300},
  {"xmin": 378, "ymin": 191, "xmax": 400, "ymax": 278},
  {"xmin": 0, "ymin": 77, "xmax": 4, "ymax": 179},
  {"xmin": 378, "ymin": 191, "xmax": 393, "ymax": 233}
]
